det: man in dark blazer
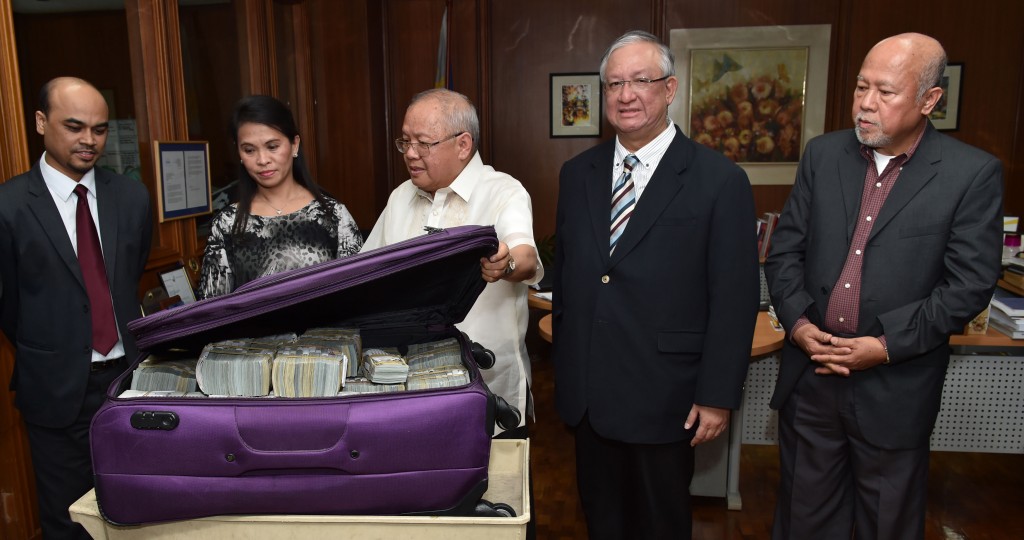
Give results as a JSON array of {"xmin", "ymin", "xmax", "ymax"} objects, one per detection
[
  {"xmin": 552, "ymin": 31, "xmax": 759, "ymax": 539},
  {"xmin": 765, "ymin": 33, "xmax": 1003, "ymax": 539},
  {"xmin": 0, "ymin": 77, "xmax": 152, "ymax": 540}
]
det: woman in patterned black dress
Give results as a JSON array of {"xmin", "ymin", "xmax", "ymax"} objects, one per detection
[{"xmin": 196, "ymin": 95, "xmax": 363, "ymax": 299}]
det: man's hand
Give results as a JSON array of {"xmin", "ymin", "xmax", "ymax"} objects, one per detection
[
  {"xmin": 792, "ymin": 322, "xmax": 848, "ymax": 376},
  {"xmin": 480, "ymin": 242, "xmax": 511, "ymax": 283},
  {"xmin": 810, "ymin": 336, "xmax": 887, "ymax": 376},
  {"xmin": 481, "ymin": 242, "xmax": 538, "ymax": 283},
  {"xmin": 686, "ymin": 404, "xmax": 730, "ymax": 447}
]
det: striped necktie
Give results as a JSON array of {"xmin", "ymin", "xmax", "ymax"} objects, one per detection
[{"xmin": 610, "ymin": 154, "xmax": 640, "ymax": 254}]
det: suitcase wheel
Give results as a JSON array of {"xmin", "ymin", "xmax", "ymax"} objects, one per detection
[
  {"xmin": 474, "ymin": 499, "xmax": 517, "ymax": 518},
  {"xmin": 492, "ymin": 502, "xmax": 516, "ymax": 517},
  {"xmin": 494, "ymin": 395, "xmax": 522, "ymax": 431}
]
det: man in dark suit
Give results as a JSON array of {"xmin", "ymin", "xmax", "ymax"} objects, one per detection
[
  {"xmin": 765, "ymin": 33, "xmax": 1003, "ymax": 539},
  {"xmin": 0, "ymin": 77, "xmax": 152, "ymax": 540},
  {"xmin": 552, "ymin": 31, "xmax": 759, "ymax": 539}
]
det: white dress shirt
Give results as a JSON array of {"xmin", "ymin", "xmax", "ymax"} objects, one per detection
[
  {"xmin": 613, "ymin": 119, "xmax": 677, "ymax": 200},
  {"xmin": 362, "ymin": 153, "xmax": 543, "ymax": 428}
]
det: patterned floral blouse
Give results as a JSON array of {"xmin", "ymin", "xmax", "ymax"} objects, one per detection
[{"xmin": 196, "ymin": 196, "xmax": 362, "ymax": 299}]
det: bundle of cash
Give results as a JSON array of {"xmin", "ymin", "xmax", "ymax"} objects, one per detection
[
  {"xmin": 406, "ymin": 367, "xmax": 470, "ymax": 391},
  {"xmin": 271, "ymin": 345, "xmax": 347, "ymax": 398},
  {"xmin": 360, "ymin": 348, "xmax": 409, "ymax": 384},
  {"xmin": 118, "ymin": 390, "xmax": 206, "ymax": 399},
  {"xmin": 297, "ymin": 327, "xmax": 361, "ymax": 378},
  {"xmin": 340, "ymin": 376, "xmax": 406, "ymax": 395},
  {"xmin": 249, "ymin": 332, "xmax": 298, "ymax": 349},
  {"xmin": 196, "ymin": 342, "xmax": 274, "ymax": 397},
  {"xmin": 130, "ymin": 356, "xmax": 198, "ymax": 393},
  {"xmin": 406, "ymin": 337, "xmax": 464, "ymax": 372}
]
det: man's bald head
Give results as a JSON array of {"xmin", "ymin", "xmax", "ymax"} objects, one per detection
[{"xmin": 866, "ymin": 33, "xmax": 947, "ymax": 100}]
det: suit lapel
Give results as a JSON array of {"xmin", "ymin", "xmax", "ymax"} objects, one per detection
[
  {"xmin": 584, "ymin": 142, "xmax": 615, "ymax": 264},
  {"xmin": 838, "ymin": 141, "xmax": 867, "ymax": 243},
  {"xmin": 95, "ymin": 169, "xmax": 120, "ymax": 282},
  {"xmin": 609, "ymin": 127, "xmax": 689, "ymax": 265},
  {"xmin": 25, "ymin": 167, "xmax": 86, "ymax": 289},
  {"xmin": 869, "ymin": 128, "xmax": 940, "ymax": 241}
]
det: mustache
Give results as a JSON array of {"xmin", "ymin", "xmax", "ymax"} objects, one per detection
[{"xmin": 854, "ymin": 114, "xmax": 878, "ymax": 128}]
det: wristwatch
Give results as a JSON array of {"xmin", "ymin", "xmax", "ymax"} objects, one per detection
[{"xmin": 503, "ymin": 256, "xmax": 516, "ymax": 277}]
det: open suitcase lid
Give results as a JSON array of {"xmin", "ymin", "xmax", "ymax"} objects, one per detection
[{"xmin": 128, "ymin": 225, "xmax": 499, "ymax": 352}]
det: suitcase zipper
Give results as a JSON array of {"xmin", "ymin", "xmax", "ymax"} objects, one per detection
[{"xmin": 131, "ymin": 228, "xmax": 497, "ymax": 349}]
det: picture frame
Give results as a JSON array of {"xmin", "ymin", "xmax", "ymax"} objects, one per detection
[
  {"xmin": 550, "ymin": 72, "xmax": 602, "ymax": 138},
  {"xmin": 158, "ymin": 266, "xmax": 196, "ymax": 305},
  {"xmin": 930, "ymin": 63, "xmax": 963, "ymax": 131},
  {"xmin": 669, "ymin": 24, "xmax": 831, "ymax": 185},
  {"xmin": 153, "ymin": 140, "xmax": 213, "ymax": 222}
]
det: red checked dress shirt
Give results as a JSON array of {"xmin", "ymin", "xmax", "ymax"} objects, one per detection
[{"xmin": 791, "ymin": 127, "xmax": 926, "ymax": 346}]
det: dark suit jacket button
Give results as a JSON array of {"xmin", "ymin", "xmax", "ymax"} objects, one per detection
[
  {"xmin": 83, "ymin": 346, "xmax": 91, "ymax": 353},
  {"xmin": 601, "ymin": 275, "xmax": 610, "ymax": 283}
]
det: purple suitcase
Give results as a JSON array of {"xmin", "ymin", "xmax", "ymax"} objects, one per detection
[{"xmin": 90, "ymin": 225, "xmax": 511, "ymax": 525}]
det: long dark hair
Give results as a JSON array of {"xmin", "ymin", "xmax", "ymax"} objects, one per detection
[{"xmin": 228, "ymin": 95, "xmax": 334, "ymax": 236}]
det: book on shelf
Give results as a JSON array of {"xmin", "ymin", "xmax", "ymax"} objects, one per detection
[
  {"xmin": 758, "ymin": 211, "xmax": 780, "ymax": 259},
  {"xmin": 988, "ymin": 306, "xmax": 1024, "ymax": 330},
  {"xmin": 989, "ymin": 318, "xmax": 1024, "ymax": 339},
  {"xmin": 991, "ymin": 286, "xmax": 1024, "ymax": 317},
  {"xmin": 1004, "ymin": 258, "xmax": 1024, "ymax": 290}
]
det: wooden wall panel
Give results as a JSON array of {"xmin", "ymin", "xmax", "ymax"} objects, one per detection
[
  {"xmin": 14, "ymin": 11, "xmax": 136, "ymax": 164},
  {"xmin": 489, "ymin": 0, "xmax": 651, "ymax": 241},
  {"xmin": 381, "ymin": 0, "xmax": 483, "ymax": 197},
  {"xmin": 0, "ymin": 3, "xmax": 39, "ymax": 537},
  {"xmin": 382, "ymin": 0, "xmax": 443, "ymax": 200},
  {"xmin": 305, "ymin": 0, "xmax": 387, "ymax": 232},
  {"xmin": 179, "ymin": 3, "xmax": 242, "ymax": 195}
]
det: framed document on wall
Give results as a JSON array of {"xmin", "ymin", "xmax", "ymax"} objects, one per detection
[
  {"xmin": 159, "ymin": 266, "xmax": 196, "ymax": 305},
  {"xmin": 153, "ymin": 141, "xmax": 213, "ymax": 222}
]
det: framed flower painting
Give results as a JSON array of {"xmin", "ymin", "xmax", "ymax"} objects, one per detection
[{"xmin": 669, "ymin": 25, "xmax": 831, "ymax": 185}]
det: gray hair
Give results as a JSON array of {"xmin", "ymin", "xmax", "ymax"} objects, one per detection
[
  {"xmin": 599, "ymin": 30, "xmax": 675, "ymax": 83},
  {"xmin": 917, "ymin": 50, "xmax": 947, "ymax": 101},
  {"xmin": 409, "ymin": 89, "xmax": 480, "ymax": 154}
]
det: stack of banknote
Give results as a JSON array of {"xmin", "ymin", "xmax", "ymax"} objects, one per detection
[
  {"xmin": 130, "ymin": 356, "xmax": 199, "ymax": 393},
  {"xmin": 118, "ymin": 390, "xmax": 207, "ymax": 398},
  {"xmin": 340, "ymin": 376, "xmax": 406, "ymax": 395},
  {"xmin": 196, "ymin": 340, "xmax": 276, "ymax": 397},
  {"xmin": 406, "ymin": 337, "xmax": 464, "ymax": 372},
  {"xmin": 271, "ymin": 345, "xmax": 348, "ymax": 398},
  {"xmin": 361, "ymin": 348, "xmax": 409, "ymax": 384},
  {"xmin": 406, "ymin": 367, "xmax": 470, "ymax": 390},
  {"xmin": 297, "ymin": 327, "xmax": 362, "ymax": 378}
]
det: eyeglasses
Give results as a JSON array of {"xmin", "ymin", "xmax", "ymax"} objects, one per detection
[
  {"xmin": 394, "ymin": 132, "xmax": 464, "ymax": 156},
  {"xmin": 604, "ymin": 75, "xmax": 670, "ymax": 93}
]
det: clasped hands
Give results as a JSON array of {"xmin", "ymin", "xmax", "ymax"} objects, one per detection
[{"xmin": 792, "ymin": 323, "xmax": 888, "ymax": 376}]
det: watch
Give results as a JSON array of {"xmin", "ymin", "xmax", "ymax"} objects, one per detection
[{"xmin": 503, "ymin": 256, "xmax": 516, "ymax": 276}]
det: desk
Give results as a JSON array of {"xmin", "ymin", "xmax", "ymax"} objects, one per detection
[
  {"xmin": 740, "ymin": 318, "xmax": 1024, "ymax": 472},
  {"xmin": 537, "ymin": 311, "xmax": 782, "ymax": 356},
  {"xmin": 528, "ymin": 291, "xmax": 552, "ymax": 311},
  {"xmin": 538, "ymin": 314, "xmax": 552, "ymax": 343}
]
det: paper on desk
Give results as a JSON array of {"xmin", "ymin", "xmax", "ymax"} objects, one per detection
[{"xmin": 533, "ymin": 291, "xmax": 553, "ymax": 301}]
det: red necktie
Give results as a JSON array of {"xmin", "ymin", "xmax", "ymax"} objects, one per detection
[{"xmin": 74, "ymin": 184, "xmax": 118, "ymax": 355}]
